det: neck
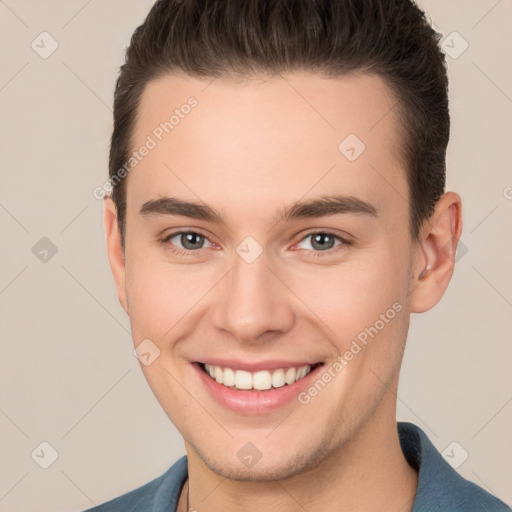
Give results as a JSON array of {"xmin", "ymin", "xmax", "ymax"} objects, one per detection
[{"xmin": 179, "ymin": 399, "xmax": 418, "ymax": 512}]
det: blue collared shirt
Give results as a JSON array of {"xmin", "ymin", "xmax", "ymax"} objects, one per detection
[{"xmin": 83, "ymin": 422, "xmax": 511, "ymax": 511}]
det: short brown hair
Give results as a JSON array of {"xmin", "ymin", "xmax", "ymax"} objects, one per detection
[{"xmin": 109, "ymin": 0, "xmax": 449, "ymax": 249}]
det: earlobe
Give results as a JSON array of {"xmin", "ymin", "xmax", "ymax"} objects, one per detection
[
  {"xmin": 410, "ymin": 192, "xmax": 463, "ymax": 313},
  {"xmin": 103, "ymin": 197, "xmax": 129, "ymax": 314}
]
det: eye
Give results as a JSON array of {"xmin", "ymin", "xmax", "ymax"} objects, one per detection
[
  {"xmin": 159, "ymin": 229, "xmax": 351, "ymax": 258},
  {"xmin": 295, "ymin": 231, "xmax": 351, "ymax": 255},
  {"xmin": 161, "ymin": 230, "xmax": 215, "ymax": 253}
]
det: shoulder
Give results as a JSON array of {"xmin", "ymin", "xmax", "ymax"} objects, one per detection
[
  {"xmin": 80, "ymin": 455, "xmax": 188, "ymax": 512},
  {"xmin": 398, "ymin": 422, "xmax": 511, "ymax": 512}
]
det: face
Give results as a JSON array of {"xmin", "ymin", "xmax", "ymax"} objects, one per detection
[{"xmin": 107, "ymin": 71, "xmax": 425, "ymax": 480}]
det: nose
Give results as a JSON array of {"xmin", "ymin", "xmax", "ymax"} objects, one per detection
[{"xmin": 210, "ymin": 249, "xmax": 295, "ymax": 344}]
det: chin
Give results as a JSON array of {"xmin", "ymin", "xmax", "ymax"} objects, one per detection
[{"xmin": 191, "ymin": 435, "xmax": 336, "ymax": 482}]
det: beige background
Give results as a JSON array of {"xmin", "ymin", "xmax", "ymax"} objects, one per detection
[{"xmin": 0, "ymin": 1, "xmax": 511, "ymax": 511}]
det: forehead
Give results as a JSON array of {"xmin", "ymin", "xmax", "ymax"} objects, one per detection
[{"xmin": 127, "ymin": 71, "xmax": 408, "ymax": 230}]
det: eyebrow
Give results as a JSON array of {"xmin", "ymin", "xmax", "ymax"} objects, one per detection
[{"xmin": 139, "ymin": 194, "xmax": 378, "ymax": 225}]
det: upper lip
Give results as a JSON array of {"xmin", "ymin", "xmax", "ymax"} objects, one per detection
[{"xmin": 197, "ymin": 359, "xmax": 323, "ymax": 372}]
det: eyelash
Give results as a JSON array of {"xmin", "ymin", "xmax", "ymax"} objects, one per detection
[{"xmin": 159, "ymin": 229, "xmax": 352, "ymax": 259}]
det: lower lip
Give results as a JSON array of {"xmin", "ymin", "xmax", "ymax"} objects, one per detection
[{"xmin": 193, "ymin": 363, "xmax": 323, "ymax": 415}]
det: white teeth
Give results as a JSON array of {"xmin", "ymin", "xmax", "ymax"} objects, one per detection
[
  {"xmin": 223, "ymin": 367, "xmax": 236, "ymax": 387},
  {"xmin": 214, "ymin": 365, "xmax": 223, "ymax": 384},
  {"xmin": 285, "ymin": 367, "xmax": 296, "ymax": 385},
  {"xmin": 235, "ymin": 370, "xmax": 253, "ymax": 390},
  {"xmin": 203, "ymin": 363, "xmax": 314, "ymax": 390},
  {"xmin": 253, "ymin": 371, "xmax": 272, "ymax": 390},
  {"xmin": 271, "ymin": 369, "xmax": 285, "ymax": 388},
  {"xmin": 296, "ymin": 365, "xmax": 311, "ymax": 380}
]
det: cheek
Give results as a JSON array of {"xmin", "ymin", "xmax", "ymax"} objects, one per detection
[
  {"xmin": 285, "ymin": 247, "xmax": 411, "ymax": 394},
  {"xmin": 125, "ymin": 252, "xmax": 223, "ymax": 347},
  {"xmin": 287, "ymin": 252, "xmax": 407, "ymax": 338},
  {"xmin": 291, "ymin": 260, "xmax": 410, "ymax": 407}
]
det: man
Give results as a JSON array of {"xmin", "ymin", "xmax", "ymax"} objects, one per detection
[{"xmin": 86, "ymin": 0, "xmax": 511, "ymax": 511}]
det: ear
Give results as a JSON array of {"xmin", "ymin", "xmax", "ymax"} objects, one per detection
[
  {"xmin": 410, "ymin": 191, "xmax": 463, "ymax": 313},
  {"xmin": 103, "ymin": 197, "xmax": 128, "ymax": 314}
]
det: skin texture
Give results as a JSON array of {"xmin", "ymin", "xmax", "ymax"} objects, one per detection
[{"xmin": 104, "ymin": 71, "xmax": 462, "ymax": 512}]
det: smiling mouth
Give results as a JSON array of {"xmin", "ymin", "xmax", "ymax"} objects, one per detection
[{"xmin": 198, "ymin": 362, "xmax": 323, "ymax": 391}]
